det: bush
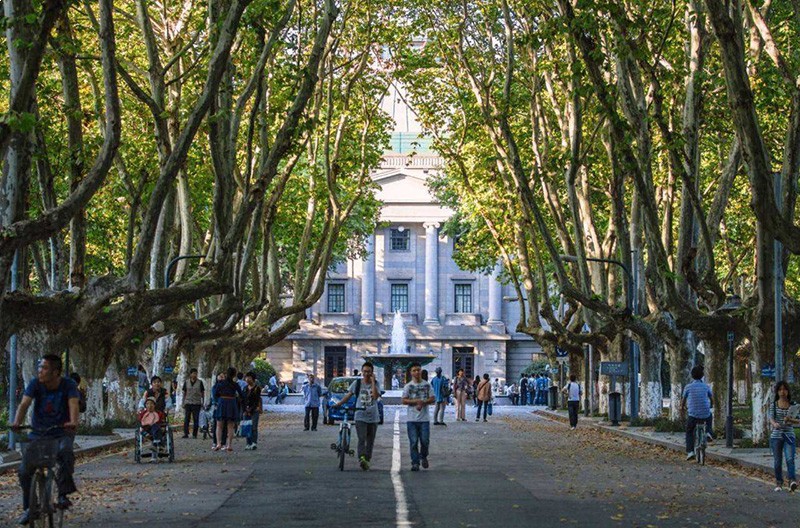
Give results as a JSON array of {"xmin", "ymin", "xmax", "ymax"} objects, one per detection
[
  {"xmin": 521, "ymin": 358, "xmax": 551, "ymax": 377},
  {"xmin": 252, "ymin": 358, "xmax": 277, "ymax": 387}
]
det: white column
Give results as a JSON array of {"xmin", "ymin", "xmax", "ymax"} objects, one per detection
[
  {"xmin": 360, "ymin": 233, "xmax": 375, "ymax": 324},
  {"xmin": 488, "ymin": 263, "xmax": 503, "ymax": 324},
  {"xmin": 424, "ymin": 222, "xmax": 440, "ymax": 325}
]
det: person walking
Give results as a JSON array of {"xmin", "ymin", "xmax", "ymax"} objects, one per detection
[
  {"xmin": 769, "ymin": 381, "xmax": 798, "ymax": 492},
  {"xmin": 471, "ymin": 376, "xmax": 481, "ymax": 407},
  {"xmin": 519, "ymin": 374, "xmax": 528, "ymax": 407},
  {"xmin": 402, "ymin": 362, "xmax": 435, "ymax": 471},
  {"xmin": 453, "ymin": 369, "xmax": 469, "ymax": 421},
  {"xmin": 182, "ymin": 368, "xmax": 205, "ymax": 439},
  {"xmin": 431, "ymin": 367, "xmax": 449, "ymax": 426},
  {"xmin": 137, "ymin": 364, "xmax": 149, "ymax": 397},
  {"xmin": 681, "ymin": 365, "xmax": 714, "ymax": 460},
  {"xmin": 333, "ymin": 362, "xmax": 381, "ymax": 470},
  {"xmin": 562, "ymin": 374, "xmax": 582, "ymax": 429},
  {"xmin": 476, "ymin": 374, "xmax": 492, "ymax": 422},
  {"xmin": 303, "ymin": 373, "xmax": 323, "ymax": 431},
  {"xmin": 242, "ymin": 372, "xmax": 262, "ymax": 450},
  {"xmin": 212, "ymin": 367, "xmax": 244, "ymax": 452}
]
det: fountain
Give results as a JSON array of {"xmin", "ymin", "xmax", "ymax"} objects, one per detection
[{"xmin": 363, "ymin": 312, "xmax": 436, "ymax": 392}]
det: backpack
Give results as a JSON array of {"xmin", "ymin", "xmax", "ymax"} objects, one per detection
[{"xmin": 441, "ymin": 377, "xmax": 452, "ymax": 398}]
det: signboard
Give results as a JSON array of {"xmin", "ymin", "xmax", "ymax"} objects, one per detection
[
  {"xmin": 555, "ymin": 347, "xmax": 568, "ymax": 358},
  {"xmin": 557, "ymin": 356, "xmax": 569, "ymax": 364},
  {"xmin": 126, "ymin": 366, "xmax": 137, "ymax": 377},
  {"xmin": 761, "ymin": 364, "xmax": 775, "ymax": 378},
  {"xmin": 600, "ymin": 361, "xmax": 629, "ymax": 377},
  {"xmin": 164, "ymin": 365, "xmax": 174, "ymax": 375}
]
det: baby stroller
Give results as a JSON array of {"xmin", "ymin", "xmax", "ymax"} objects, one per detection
[{"xmin": 199, "ymin": 404, "xmax": 214, "ymax": 440}]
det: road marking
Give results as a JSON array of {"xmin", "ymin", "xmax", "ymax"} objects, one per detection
[{"xmin": 391, "ymin": 409, "xmax": 411, "ymax": 527}]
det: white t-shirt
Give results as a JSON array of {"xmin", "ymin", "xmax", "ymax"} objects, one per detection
[
  {"xmin": 566, "ymin": 382, "xmax": 581, "ymax": 401},
  {"xmin": 402, "ymin": 380, "xmax": 432, "ymax": 422}
]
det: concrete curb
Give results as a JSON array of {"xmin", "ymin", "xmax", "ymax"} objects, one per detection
[
  {"xmin": 534, "ymin": 409, "xmax": 774, "ymax": 475},
  {"xmin": 0, "ymin": 436, "xmax": 135, "ymax": 476}
]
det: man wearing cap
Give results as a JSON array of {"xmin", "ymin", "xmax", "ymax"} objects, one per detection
[{"xmin": 431, "ymin": 367, "xmax": 449, "ymax": 426}]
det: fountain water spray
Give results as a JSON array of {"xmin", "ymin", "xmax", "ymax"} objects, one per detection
[{"xmin": 390, "ymin": 311, "xmax": 407, "ymax": 354}]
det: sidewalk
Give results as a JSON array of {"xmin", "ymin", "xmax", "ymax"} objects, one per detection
[
  {"xmin": 535, "ymin": 408, "xmax": 775, "ymax": 474},
  {"xmin": 0, "ymin": 429, "xmax": 137, "ymax": 475}
]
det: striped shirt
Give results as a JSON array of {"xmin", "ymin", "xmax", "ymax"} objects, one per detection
[
  {"xmin": 769, "ymin": 401, "xmax": 797, "ymax": 440},
  {"xmin": 682, "ymin": 380, "xmax": 712, "ymax": 419}
]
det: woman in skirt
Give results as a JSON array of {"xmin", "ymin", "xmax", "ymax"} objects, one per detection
[{"xmin": 212, "ymin": 367, "xmax": 244, "ymax": 452}]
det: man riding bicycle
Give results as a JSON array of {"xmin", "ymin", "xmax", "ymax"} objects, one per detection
[
  {"xmin": 11, "ymin": 354, "xmax": 80, "ymax": 525},
  {"xmin": 681, "ymin": 365, "xmax": 714, "ymax": 461}
]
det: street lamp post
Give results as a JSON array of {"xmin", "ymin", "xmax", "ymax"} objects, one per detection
[
  {"xmin": 154, "ymin": 255, "xmax": 204, "ymax": 365},
  {"xmin": 716, "ymin": 291, "xmax": 742, "ymax": 448},
  {"xmin": 560, "ymin": 254, "xmax": 639, "ymax": 422}
]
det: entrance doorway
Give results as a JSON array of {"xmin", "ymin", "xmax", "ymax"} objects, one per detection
[
  {"xmin": 324, "ymin": 346, "xmax": 347, "ymax": 383},
  {"xmin": 452, "ymin": 347, "xmax": 475, "ymax": 379}
]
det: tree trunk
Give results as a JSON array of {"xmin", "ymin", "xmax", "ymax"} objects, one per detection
[
  {"xmin": 702, "ymin": 337, "xmax": 727, "ymax": 432},
  {"xmin": 105, "ymin": 356, "xmax": 138, "ymax": 424},
  {"xmin": 639, "ymin": 339, "xmax": 663, "ymax": 420},
  {"xmin": 667, "ymin": 333, "xmax": 692, "ymax": 420}
]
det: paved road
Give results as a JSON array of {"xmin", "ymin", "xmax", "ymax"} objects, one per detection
[{"xmin": 0, "ymin": 405, "xmax": 797, "ymax": 527}]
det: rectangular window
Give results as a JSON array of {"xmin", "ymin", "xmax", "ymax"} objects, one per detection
[
  {"xmin": 390, "ymin": 229, "xmax": 410, "ymax": 251},
  {"xmin": 327, "ymin": 283, "xmax": 345, "ymax": 313},
  {"xmin": 454, "ymin": 284, "xmax": 472, "ymax": 313},
  {"xmin": 390, "ymin": 284, "xmax": 409, "ymax": 313}
]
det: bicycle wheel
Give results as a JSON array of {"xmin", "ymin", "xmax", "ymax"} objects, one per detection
[
  {"xmin": 338, "ymin": 428, "xmax": 347, "ymax": 471},
  {"xmin": 30, "ymin": 471, "xmax": 53, "ymax": 528}
]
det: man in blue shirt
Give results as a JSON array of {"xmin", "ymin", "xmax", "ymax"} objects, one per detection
[
  {"xmin": 12, "ymin": 354, "xmax": 80, "ymax": 524},
  {"xmin": 681, "ymin": 365, "xmax": 714, "ymax": 460},
  {"xmin": 303, "ymin": 374, "xmax": 322, "ymax": 431},
  {"xmin": 431, "ymin": 367, "xmax": 449, "ymax": 426}
]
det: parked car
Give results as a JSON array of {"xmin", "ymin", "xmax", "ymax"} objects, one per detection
[{"xmin": 326, "ymin": 376, "xmax": 384, "ymax": 425}]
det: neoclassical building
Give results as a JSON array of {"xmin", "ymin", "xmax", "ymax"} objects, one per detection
[
  {"xmin": 265, "ymin": 82, "xmax": 542, "ymax": 386},
  {"xmin": 266, "ymin": 146, "xmax": 543, "ymax": 388}
]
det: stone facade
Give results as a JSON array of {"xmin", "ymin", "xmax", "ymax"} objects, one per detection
[{"xmin": 267, "ymin": 151, "xmax": 543, "ymax": 388}]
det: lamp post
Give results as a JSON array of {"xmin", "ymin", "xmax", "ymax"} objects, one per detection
[
  {"xmin": 560, "ymin": 254, "xmax": 639, "ymax": 422},
  {"xmin": 716, "ymin": 291, "xmax": 742, "ymax": 448}
]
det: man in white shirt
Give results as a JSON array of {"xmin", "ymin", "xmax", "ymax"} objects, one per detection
[{"xmin": 561, "ymin": 374, "xmax": 582, "ymax": 429}]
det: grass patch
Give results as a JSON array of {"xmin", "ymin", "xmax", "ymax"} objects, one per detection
[
  {"xmin": 77, "ymin": 423, "xmax": 116, "ymax": 436},
  {"xmin": 739, "ymin": 438, "xmax": 770, "ymax": 449}
]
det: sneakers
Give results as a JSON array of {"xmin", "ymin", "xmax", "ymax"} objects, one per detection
[
  {"xmin": 359, "ymin": 456, "xmax": 370, "ymax": 471},
  {"xmin": 774, "ymin": 486, "xmax": 783, "ymax": 492},
  {"xmin": 17, "ymin": 510, "xmax": 30, "ymax": 525},
  {"xmin": 706, "ymin": 433, "xmax": 713, "ymax": 443},
  {"xmin": 245, "ymin": 444, "xmax": 253, "ymax": 450},
  {"xmin": 421, "ymin": 458, "xmax": 429, "ymax": 469},
  {"xmin": 411, "ymin": 464, "xmax": 420, "ymax": 471},
  {"xmin": 790, "ymin": 481, "xmax": 798, "ymax": 492},
  {"xmin": 686, "ymin": 451, "xmax": 695, "ymax": 461},
  {"xmin": 570, "ymin": 426, "xmax": 576, "ymax": 430},
  {"xmin": 251, "ymin": 443, "xmax": 257, "ymax": 450}
]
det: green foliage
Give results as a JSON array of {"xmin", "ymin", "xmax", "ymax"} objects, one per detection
[
  {"xmin": 251, "ymin": 358, "xmax": 277, "ymax": 387},
  {"xmin": 521, "ymin": 358, "xmax": 552, "ymax": 377}
]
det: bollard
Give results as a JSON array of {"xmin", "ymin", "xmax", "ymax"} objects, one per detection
[
  {"xmin": 608, "ymin": 391, "xmax": 622, "ymax": 426},
  {"xmin": 548, "ymin": 386, "xmax": 559, "ymax": 410}
]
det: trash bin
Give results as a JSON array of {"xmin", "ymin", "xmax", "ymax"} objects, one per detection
[
  {"xmin": 548, "ymin": 386, "xmax": 559, "ymax": 410},
  {"xmin": 608, "ymin": 391, "xmax": 622, "ymax": 426}
]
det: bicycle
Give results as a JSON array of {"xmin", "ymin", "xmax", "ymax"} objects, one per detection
[
  {"xmin": 7, "ymin": 426, "xmax": 68, "ymax": 527},
  {"xmin": 329, "ymin": 406, "xmax": 363, "ymax": 471},
  {"xmin": 694, "ymin": 421, "xmax": 708, "ymax": 466}
]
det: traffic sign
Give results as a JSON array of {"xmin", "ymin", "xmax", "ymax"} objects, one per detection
[
  {"xmin": 557, "ymin": 356, "xmax": 569, "ymax": 364},
  {"xmin": 761, "ymin": 364, "xmax": 775, "ymax": 378},
  {"xmin": 164, "ymin": 365, "xmax": 174, "ymax": 374},
  {"xmin": 555, "ymin": 347, "xmax": 568, "ymax": 358},
  {"xmin": 126, "ymin": 366, "xmax": 137, "ymax": 377},
  {"xmin": 600, "ymin": 361, "xmax": 628, "ymax": 377}
]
